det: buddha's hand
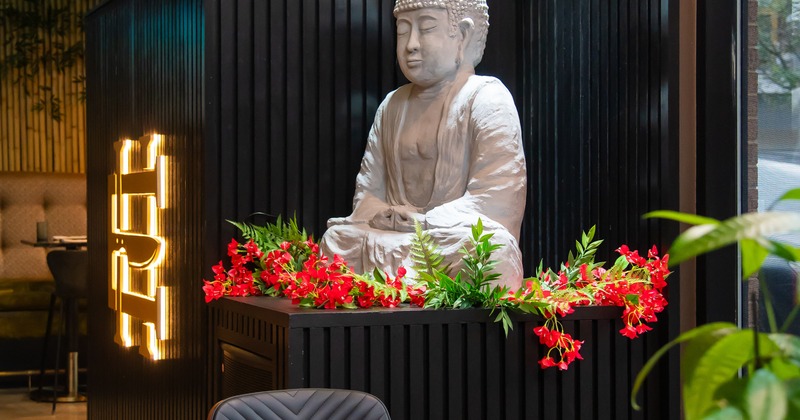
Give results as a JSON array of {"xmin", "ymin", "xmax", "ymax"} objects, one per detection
[
  {"xmin": 367, "ymin": 206, "xmax": 426, "ymax": 232},
  {"xmin": 368, "ymin": 208, "xmax": 396, "ymax": 231},
  {"xmin": 391, "ymin": 207, "xmax": 426, "ymax": 232}
]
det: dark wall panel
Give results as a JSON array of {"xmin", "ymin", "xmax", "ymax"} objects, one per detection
[
  {"xmin": 521, "ymin": 0, "xmax": 675, "ymax": 265},
  {"xmin": 85, "ymin": 0, "xmax": 206, "ymax": 419},
  {"xmin": 696, "ymin": 0, "xmax": 740, "ymax": 325}
]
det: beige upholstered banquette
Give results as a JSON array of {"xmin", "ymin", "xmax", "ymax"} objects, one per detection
[{"xmin": 0, "ymin": 172, "xmax": 86, "ymax": 372}]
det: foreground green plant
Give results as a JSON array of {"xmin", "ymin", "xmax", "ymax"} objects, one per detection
[{"xmin": 631, "ymin": 188, "xmax": 800, "ymax": 419}]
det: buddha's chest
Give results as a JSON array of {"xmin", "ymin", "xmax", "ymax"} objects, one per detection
[{"xmin": 398, "ymin": 99, "xmax": 442, "ymax": 161}]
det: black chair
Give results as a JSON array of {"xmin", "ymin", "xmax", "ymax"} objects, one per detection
[
  {"xmin": 207, "ymin": 388, "xmax": 391, "ymax": 420},
  {"xmin": 37, "ymin": 249, "xmax": 88, "ymax": 412}
]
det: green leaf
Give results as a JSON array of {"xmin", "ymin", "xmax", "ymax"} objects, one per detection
[
  {"xmin": 701, "ymin": 406, "xmax": 745, "ymax": 420},
  {"xmin": 766, "ymin": 357, "xmax": 800, "ymax": 381},
  {"xmin": 766, "ymin": 240, "xmax": 800, "ymax": 263},
  {"xmin": 518, "ymin": 301, "xmax": 550, "ymax": 313},
  {"xmin": 713, "ymin": 376, "xmax": 748, "ymax": 410},
  {"xmin": 493, "ymin": 309, "xmax": 513, "ymax": 337},
  {"xmin": 409, "ymin": 220, "xmax": 449, "ymax": 280},
  {"xmin": 775, "ymin": 188, "xmax": 800, "ymax": 203},
  {"xmin": 744, "ymin": 369, "xmax": 787, "ymax": 420},
  {"xmin": 643, "ymin": 210, "xmax": 721, "ymax": 226},
  {"xmin": 740, "ymin": 239, "xmax": 769, "ymax": 278},
  {"xmin": 682, "ymin": 329, "xmax": 755, "ymax": 420},
  {"xmin": 769, "ymin": 333, "xmax": 800, "ymax": 363},
  {"xmin": 631, "ymin": 322, "xmax": 737, "ymax": 411},
  {"xmin": 613, "ymin": 255, "xmax": 629, "ymax": 271},
  {"xmin": 787, "ymin": 379, "xmax": 800, "ymax": 420},
  {"xmin": 667, "ymin": 211, "xmax": 800, "ymax": 265}
]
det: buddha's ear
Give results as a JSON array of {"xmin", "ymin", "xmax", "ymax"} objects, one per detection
[{"xmin": 458, "ymin": 18, "xmax": 475, "ymax": 66}]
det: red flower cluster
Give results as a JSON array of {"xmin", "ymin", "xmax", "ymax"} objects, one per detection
[
  {"xmin": 601, "ymin": 245, "xmax": 669, "ymax": 339},
  {"xmin": 201, "ymin": 239, "xmax": 263, "ymax": 303},
  {"xmin": 523, "ymin": 244, "xmax": 670, "ymax": 369},
  {"xmin": 202, "ymin": 237, "xmax": 426, "ymax": 310},
  {"xmin": 533, "ymin": 324, "xmax": 583, "ymax": 370}
]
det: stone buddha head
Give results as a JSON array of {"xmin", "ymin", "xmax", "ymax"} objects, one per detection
[{"xmin": 393, "ymin": 0, "xmax": 489, "ymax": 87}]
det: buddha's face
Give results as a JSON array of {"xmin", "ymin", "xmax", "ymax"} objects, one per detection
[{"xmin": 395, "ymin": 8, "xmax": 461, "ymax": 88}]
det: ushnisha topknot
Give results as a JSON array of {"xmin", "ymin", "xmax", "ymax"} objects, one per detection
[{"xmin": 393, "ymin": 0, "xmax": 489, "ymax": 39}]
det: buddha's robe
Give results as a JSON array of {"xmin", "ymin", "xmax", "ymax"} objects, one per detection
[{"xmin": 320, "ymin": 75, "xmax": 527, "ymax": 288}]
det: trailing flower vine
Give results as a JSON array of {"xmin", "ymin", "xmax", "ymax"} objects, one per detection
[
  {"xmin": 202, "ymin": 217, "xmax": 670, "ymax": 371},
  {"xmin": 202, "ymin": 217, "xmax": 426, "ymax": 311}
]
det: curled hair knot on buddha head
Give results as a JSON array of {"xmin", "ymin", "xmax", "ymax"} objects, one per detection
[{"xmin": 393, "ymin": 0, "xmax": 490, "ymax": 67}]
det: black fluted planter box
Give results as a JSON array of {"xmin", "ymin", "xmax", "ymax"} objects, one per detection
[{"xmin": 209, "ymin": 296, "xmax": 640, "ymax": 420}]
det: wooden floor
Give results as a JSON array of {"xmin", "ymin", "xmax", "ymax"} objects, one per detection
[{"xmin": 0, "ymin": 387, "xmax": 86, "ymax": 420}]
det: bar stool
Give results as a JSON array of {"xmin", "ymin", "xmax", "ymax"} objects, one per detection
[{"xmin": 36, "ymin": 249, "xmax": 88, "ymax": 412}]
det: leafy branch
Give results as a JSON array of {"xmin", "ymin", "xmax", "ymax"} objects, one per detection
[
  {"xmin": 0, "ymin": 0, "xmax": 87, "ymax": 121},
  {"xmin": 421, "ymin": 218, "xmax": 515, "ymax": 334}
]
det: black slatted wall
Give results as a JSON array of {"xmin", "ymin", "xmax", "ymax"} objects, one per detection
[
  {"xmin": 85, "ymin": 0, "xmax": 207, "ymax": 418},
  {"xmin": 84, "ymin": 0, "xmax": 680, "ymax": 418},
  {"xmin": 521, "ymin": 0, "xmax": 676, "ymax": 265}
]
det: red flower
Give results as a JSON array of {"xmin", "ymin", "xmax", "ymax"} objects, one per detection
[
  {"xmin": 619, "ymin": 325, "xmax": 639, "ymax": 339},
  {"xmin": 538, "ymin": 356, "xmax": 557, "ymax": 369},
  {"xmin": 227, "ymin": 239, "xmax": 240, "ymax": 257},
  {"xmin": 202, "ymin": 280, "xmax": 225, "ymax": 303},
  {"xmin": 378, "ymin": 291, "xmax": 401, "ymax": 308},
  {"xmin": 245, "ymin": 240, "xmax": 264, "ymax": 260},
  {"xmin": 407, "ymin": 284, "xmax": 427, "ymax": 307}
]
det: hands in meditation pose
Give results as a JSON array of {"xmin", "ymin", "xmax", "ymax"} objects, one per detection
[{"xmin": 320, "ymin": 0, "xmax": 527, "ymax": 288}]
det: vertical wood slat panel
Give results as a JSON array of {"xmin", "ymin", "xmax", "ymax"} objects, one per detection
[
  {"xmin": 0, "ymin": 0, "xmax": 97, "ymax": 173},
  {"xmin": 211, "ymin": 299, "xmax": 653, "ymax": 420},
  {"xmin": 408, "ymin": 324, "xmax": 425, "ymax": 420},
  {"xmin": 206, "ymin": 0, "xmax": 403, "ymax": 246},
  {"xmin": 85, "ymin": 0, "xmax": 206, "ymax": 418},
  {"xmin": 427, "ymin": 323, "xmax": 444, "ymax": 420},
  {"xmin": 520, "ymin": 0, "xmax": 674, "ymax": 268}
]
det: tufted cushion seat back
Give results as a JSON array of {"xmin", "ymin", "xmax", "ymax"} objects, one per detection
[
  {"xmin": 208, "ymin": 388, "xmax": 391, "ymax": 420},
  {"xmin": 0, "ymin": 172, "xmax": 87, "ymax": 281}
]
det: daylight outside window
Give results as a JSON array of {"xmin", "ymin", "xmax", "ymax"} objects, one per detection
[{"xmin": 755, "ymin": 0, "xmax": 800, "ymax": 334}]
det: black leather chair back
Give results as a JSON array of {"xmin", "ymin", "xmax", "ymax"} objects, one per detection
[
  {"xmin": 46, "ymin": 250, "xmax": 88, "ymax": 299},
  {"xmin": 208, "ymin": 388, "xmax": 391, "ymax": 420}
]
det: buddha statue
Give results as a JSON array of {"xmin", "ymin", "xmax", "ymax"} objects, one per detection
[{"xmin": 320, "ymin": 0, "xmax": 527, "ymax": 288}]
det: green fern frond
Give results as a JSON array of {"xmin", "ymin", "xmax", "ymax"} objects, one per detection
[
  {"xmin": 226, "ymin": 214, "xmax": 310, "ymax": 260},
  {"xmin": 410, "ymin": 220, "xmax": 449, "ymax": 282}
]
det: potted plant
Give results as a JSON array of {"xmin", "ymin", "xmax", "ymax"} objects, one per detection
[{"xmin": 631, "ymin": 189, "xmax": 800, "ymax": 419}]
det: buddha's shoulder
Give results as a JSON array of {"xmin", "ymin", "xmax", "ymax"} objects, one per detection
[
  {"xmin": 460, "ymin": 76, "xmax": 514, "ymax": 107},
  {"xmin": 465, "ymin": 75, "xmax": 512, "ymax": 94}
]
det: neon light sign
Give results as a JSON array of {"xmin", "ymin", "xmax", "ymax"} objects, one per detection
[{"xmin": 108, "ymin": 134, "xmax": 169, "ymax": 360}]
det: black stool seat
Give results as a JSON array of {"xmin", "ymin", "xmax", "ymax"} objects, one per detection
[
  {"xmin": 36, "ymin": 249, "xmax": 88, "ymax": 412},
  {"xmin": 48, "ymin": 250, "xmax": 88, "ymax": 299}
]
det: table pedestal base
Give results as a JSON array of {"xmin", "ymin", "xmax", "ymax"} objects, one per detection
[{"xmin": 30, "ymin": 351, "xmax": 86, "ymax": 403}]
